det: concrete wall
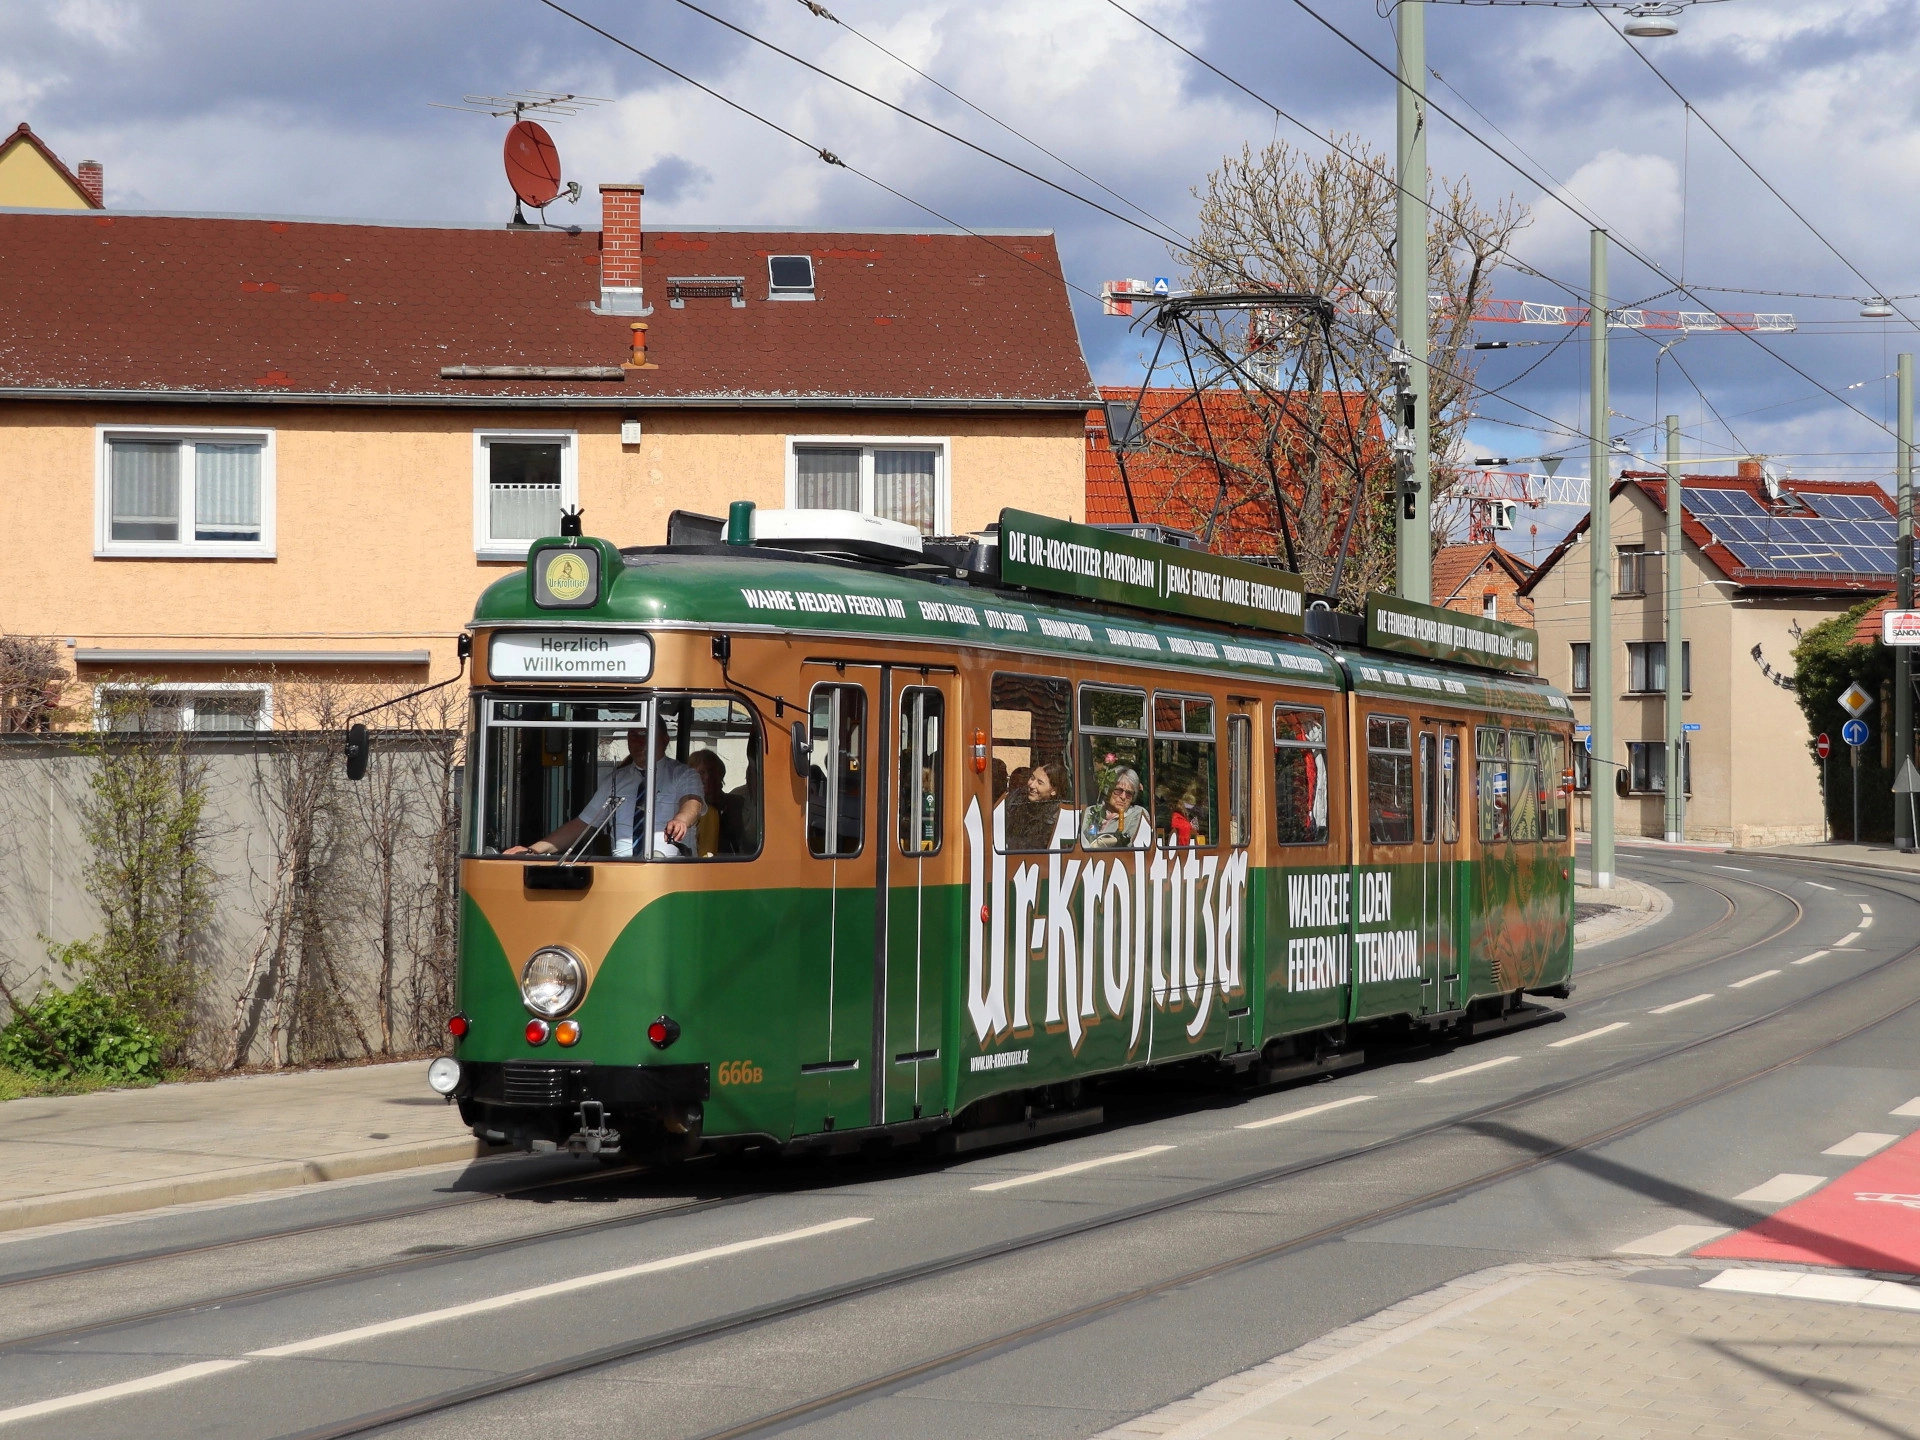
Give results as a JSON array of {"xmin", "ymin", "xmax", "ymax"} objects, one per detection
[
  {"xmin": 0, "ymin": 402, "xmax": 1087, "ymax": 701},
  {"xmin": 1530, "ymin": 485, "xmax": 1840, "ymax": 847},
  {"xmin": 0, "ymin": 732, "xmax": 457, "ymax": 1067}
]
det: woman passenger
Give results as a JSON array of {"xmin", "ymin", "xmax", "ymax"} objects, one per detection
[{"xmin": 1083, "ymin": 768, "xmax": 1148, "ymax": 848}]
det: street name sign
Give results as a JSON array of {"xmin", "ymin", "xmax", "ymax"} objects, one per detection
[
  {"xmin": 1682, "ymin": 722, "xmax": 1702, "ymax": 732},
  {"xmin": 1882, "ymin": 610, "xmax": 1920, "ymax": 646},
  {"xmin": 1839, "ymin": 682, "xmax": 1875, "ymax": 718}
]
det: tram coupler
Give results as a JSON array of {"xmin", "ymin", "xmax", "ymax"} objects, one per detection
[{"xmin": 566, "ymin": 1100, "xmax": 622, "ymax": 1157}]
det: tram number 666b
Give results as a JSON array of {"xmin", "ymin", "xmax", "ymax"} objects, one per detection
[{"xmin": 717, "ymin": 1060, "xmax": 763, "ymax": 1087}]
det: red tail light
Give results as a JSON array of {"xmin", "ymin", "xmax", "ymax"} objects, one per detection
[
  {"xmin": 447, "ymin": 1014, "xmax": 470, "ymax": 1038},
  {"xmin": 525, "ymin": 1018, "xmax": 550, "ymax": 1046},
  {"xmin": 647, "ymin": 1015, "xmax": 680, "ymax": 1049}
]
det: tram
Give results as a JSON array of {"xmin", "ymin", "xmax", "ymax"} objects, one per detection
[{"xmin": 414, "ymin": 504, "xmax": 1575, "ymax": 1161}]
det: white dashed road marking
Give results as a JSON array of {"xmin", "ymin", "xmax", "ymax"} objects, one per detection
[
  {"xmin": 1733, "ymin": 1173, "xmax": 1828, "ymax": 1204},
  {"xmin": 1415, "ymin": 1055, "xmax": 1519, "ymax": 1085},
  {"xmin": 1792, "ymin": 951, "xmax": 1831, "ymax": 966},
  {"xmin": 1649, "ymin": 994, "xmax": 1714, "ymax": 1015},
  {"xmin": 1713, "ymin": 865, "xmax": 1752, "ymax": 872},
  {"xmin": 1730, "ymin": 970, "xmax": 1779, "ymax": 989},
  {"xmin": 973, "ymin": 1145, "xmax": 1174, "ymax": 1192},
  {"xmin": 1834, "ymin": 931, "xmax": 1862, "ymax": 947},
  {"xmin": 1548, "ymin": 1022, "xmax": 1630, "ymax": 1048},
  {"xmin": 1823, "ymin": 1132, "xmax": 1898, "ymax": 1158},
  {"xmin": 1805, "ymin": 881, "xmax": 1835, "ymax": 890},
  {"xmin": 1237, "ymin": 1095, "xmax": 1376, "ymax": 1130},
  {"xmin": 1892, "ymin": 1097, "xmax": 1920, "ymax": 1118},
  {"xmin": 1615, "ymin": 1224, "xmax": 1730, "ymax": 1256}
]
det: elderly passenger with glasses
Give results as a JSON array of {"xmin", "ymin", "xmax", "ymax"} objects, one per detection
[{"xmin": 1082, "ymin": 767, "xmax": 1148, "ymax": 849}]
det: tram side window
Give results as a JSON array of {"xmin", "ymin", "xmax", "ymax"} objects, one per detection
[
  {"xmin": 1273, "ymin": 705, "xmax": 1329, "ymax": 845},
  {"xmin": 992, "ymin": 674, "xmax": 1074, "ymax": 852},
  {"xmin": 807, "ymin": 685, "xmax": 866, "ymax": 857},
  {"xmin": 1367, "ymin": 715, "xmax": 1414, "ymax": 845},
  {"xmin": 1508, "ymin": 730, "xmax": 1541, "ymax": 841},
  {"xmin": 897, "ymin": 687, "xmax": 944, "ymax": 855},
  {"xmin": 1154, "ymin": 693, "xmax": 1217, "ymax": 847},
  {"xmin": 1227, "ymin": 713, "xmax": 1252, "ymax": 848},
  {"xmin": 1078, "ymin": 685, "xmax": 1150, "ymax": 850},
  {"xmin": 1476, "ymin": 727, "xmax": 1510, "ymax": 843},
  {"xmin": 1540, "ymin": 733, "xmax": 1569, "ymax": 841},
  {"xmin": 671, "ymin": 696, "xmax": 763, "ymax": 858}
]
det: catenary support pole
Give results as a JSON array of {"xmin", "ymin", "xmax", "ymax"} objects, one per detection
[
  {"xmin": 1897, "ymin": 353, "xmax": 1913, "ymax": 850},
  {"xmin": 1394, "ymin": 0, "xmax": 1430, "ymax": 603},
  {"xmin": 1589, "ymin": 230, "xmax": 1614, "ymax": 887},
  {"xmin": 1665, "ymin": 414, "xmax": 1684, "ymax": 843}
]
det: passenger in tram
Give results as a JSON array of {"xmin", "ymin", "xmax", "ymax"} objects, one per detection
[
  {"xmin": 991, "ymin": 758, "xmax": 1010, "ymax": 806},
  {"xmin": 507, "ymin": 727, "xmax": 706, "ymax": 859},
  {"xmin": 686, "ymin": 750, "xmax": 725, "ymax": 857},
  {"xmin": 1082, "ymin": 768, "xmax": 1148, "ymax": 849},
  {"xmin": 1006, "ymin": 762, "xmax": 1069, "ymax": 850},
  {"xmin": 1167, "ymin": 784, "xmax": 1201, "ymax": 847}
]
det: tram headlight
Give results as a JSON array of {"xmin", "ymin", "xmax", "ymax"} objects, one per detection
[
  {"xmin": 427, "ymin": 1057, "xmax": 464, "ymax": 1096},
  {"xmin": 521, "ymin": 946, "xmax": 585, "ymax": 1018}
]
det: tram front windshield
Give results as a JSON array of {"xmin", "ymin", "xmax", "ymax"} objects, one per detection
[{"xmin": 473, "ymin": 695, "xmax": 762, "ymax": 860}]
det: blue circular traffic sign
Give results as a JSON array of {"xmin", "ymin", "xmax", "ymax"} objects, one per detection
[{"xmin": 1842, "ymin": 718, "xmax": 1870, "ymax": 747}]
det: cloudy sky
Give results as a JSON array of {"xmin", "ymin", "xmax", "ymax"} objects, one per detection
[{"xmin": 8, "ymin": 0, "xmax": 1917, "ymax": 556}]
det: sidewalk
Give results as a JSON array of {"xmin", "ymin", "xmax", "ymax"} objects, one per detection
[
  {"xmin": 1748, "ymin": 840, "xmax": 1920, "ymax": 876},
  {"xmin": 1100, "ymin": 1260, "xmax": 1920, "ymax": 1439},
  {"xmin": 0, "ymin": 1060, "xmax": 493, "ymax": 1234},
  {"xmin": 1575, "ymin": 871, "xmax": 1670, "ymax": 949}
]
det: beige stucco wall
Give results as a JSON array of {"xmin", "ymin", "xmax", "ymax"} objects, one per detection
[
  {"xmin": 0, "ymin": 144, "xmax": 91, "ymax": 209},
  {"xmin": 1530, "ymin": 485, "xmax": 1845, "ymax": 847},
  {"xmin": 0, "ymin": 402, "xmax": 1085, "ymax": 707}
]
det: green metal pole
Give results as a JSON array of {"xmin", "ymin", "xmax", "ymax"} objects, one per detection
[
  {"xmin": 1589, "ymin": 230, "xmax": 1614, "ymax": 887},
  {"xmin": 1394, "ymin": 0, "xmax": 1431, "ymax": 603},
  {"xmin": 1898, "ymin": 353, "xmax": 1913, "ymax": 850},
  {"xmin": 1665, "ymin": 414, "xmax": 1684, "ymax": 843}
]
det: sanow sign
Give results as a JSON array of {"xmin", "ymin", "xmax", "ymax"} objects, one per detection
[
  {"xmin": 1881, "ymin": 609, "xmax": 1920, "ymax": 646},
  {"xmin": 1365, "ymin": 594, "xmax": 1539, "ymax": 675},
  {"xmin": 997, "ymin": 509, "xmax": 1305, "ymax": 635}
]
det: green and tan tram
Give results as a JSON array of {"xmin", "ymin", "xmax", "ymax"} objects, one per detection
[{"xmin": 419, "ymin": 506, "xmax": 1575, "ymax": 1159}]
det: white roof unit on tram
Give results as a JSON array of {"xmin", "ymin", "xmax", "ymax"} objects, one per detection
[{"xmin": 752, "ymin": 508, "xmax": 925, "ymax": 560}]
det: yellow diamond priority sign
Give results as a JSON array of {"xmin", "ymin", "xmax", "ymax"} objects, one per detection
[{"xmin": 1838, "ymin": 681, "xmax": 1875, "ymax": 719}]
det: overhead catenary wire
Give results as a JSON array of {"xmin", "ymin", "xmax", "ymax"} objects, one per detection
[{"xmin": 1278, "ymin": 0, "xmax": 1908, "ymax": 451}]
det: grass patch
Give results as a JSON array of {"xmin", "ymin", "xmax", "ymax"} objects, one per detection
[{"xmin": 0, "ymin": 1066, "xmax": 164, "ymax": 1103}]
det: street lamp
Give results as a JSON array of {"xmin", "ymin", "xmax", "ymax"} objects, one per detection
[{"xmin": 1623, "ymin": 4, "xmax": 1683, "ymax": 38}]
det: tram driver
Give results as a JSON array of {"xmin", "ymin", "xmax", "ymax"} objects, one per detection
[{"xmin": 506, "ymin": 727, "xmax": 706, "ymax": 859}]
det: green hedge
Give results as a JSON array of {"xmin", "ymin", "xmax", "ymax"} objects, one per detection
[{"xmin": 0, "ymin": 985, "xmax": 164, "ymax": 1084}]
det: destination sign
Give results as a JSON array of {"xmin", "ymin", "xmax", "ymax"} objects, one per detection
[
  {"xmin": 1365, "ymin": 594, "xmax": 1538, "ymax": 675},
  {"xmin": 997, "ymin": 509, "xmax": 1305, "ymax": 635},
  {"xmin": 488, "ymin": 631, "xmax": 654, "ymax": 682}
]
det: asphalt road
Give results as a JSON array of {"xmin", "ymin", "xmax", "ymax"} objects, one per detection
[{"xmin": 2, "ymin": 846, "xmax": 1916, "ymax": 1440}]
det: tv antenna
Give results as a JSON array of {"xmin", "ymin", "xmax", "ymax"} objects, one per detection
[{"xmin": 430, "ymin": 90, "xmax": 608, "ymax": 227}]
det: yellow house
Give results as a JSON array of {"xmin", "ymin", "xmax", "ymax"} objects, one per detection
[
  {"xmin": 0, "ymin": 123, "xmax": 102, "ymax": 209},
  {"xmin": 0, "ymin": 183, "xmax": 1096, "ymax": 727}
]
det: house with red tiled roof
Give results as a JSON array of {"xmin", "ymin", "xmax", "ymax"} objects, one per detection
[
  {"xmin": 1085, "ymin": 386, "xmax": 1387, "ymax": 579},
  {"xmin": 1432, "ymin": 542, "xmax": 1535, "ymax": 624},
  {"xmin": 1518, "ymin": 461, "xmax": 1895, "ymax": 845},
  {"xmin": 0, "ymin": 183, "xmax": 1096, "ymax": 722},
  {"xmin": 0, "ymin": 123, "xmax": 102, "ymax": 210}
]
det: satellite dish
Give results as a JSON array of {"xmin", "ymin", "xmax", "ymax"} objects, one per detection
[{"xmin": 504, "ymin": 119, "xmax": 562, "ymax": 209}]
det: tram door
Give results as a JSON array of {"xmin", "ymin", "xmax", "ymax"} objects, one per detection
[
  {"xmin": 1418, "ymin": 721, "xmax": 1466, "ymax": 1013},
  {"xmin": 796, "ymin": 675, "xmax": 880, "ymax": 1137},
  {"xmin": 880, "ymin": 674, "xmax": 958, "ymax": 1126}
]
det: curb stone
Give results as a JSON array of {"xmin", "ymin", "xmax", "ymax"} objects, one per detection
[{"xmin": 0, "ymin": 1136, "xmax": 508, "ymax": 1235}]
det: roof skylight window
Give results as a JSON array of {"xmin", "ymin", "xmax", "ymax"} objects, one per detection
[{"xmin": 768, "ymin": 254, "xmax": 815, "ymax": 300}]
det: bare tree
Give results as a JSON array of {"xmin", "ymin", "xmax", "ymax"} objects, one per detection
[
  {"xmin": 1168, "ymin": 135, "xmax": 1528, "ymax": 599},
  {"xmin": 0, "ymin": 634, "xmax": 70, "ymax": 733}
]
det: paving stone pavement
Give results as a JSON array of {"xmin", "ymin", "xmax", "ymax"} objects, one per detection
[
  {"xmin": 1097, "ymin": 1262, "xmax": 1920, "ymax": 1439},
  {"xmin": 0, "ymin": 1060, "xmax": 486, "ymax": 1230}
]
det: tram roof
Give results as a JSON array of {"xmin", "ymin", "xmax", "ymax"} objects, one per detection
[{"xmin": 471, "ymin": 546, "xmax": 1569, "ymax": 720}]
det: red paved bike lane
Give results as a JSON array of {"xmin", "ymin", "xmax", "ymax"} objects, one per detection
[{"xmin": 1697, "ymin": 1128, "xmax": 1920, "ymax": 1274}]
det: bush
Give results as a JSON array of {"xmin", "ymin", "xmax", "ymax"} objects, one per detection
[{"xmin": 0, "ymin": 984, "xmax": 164, "ymax": 1083}]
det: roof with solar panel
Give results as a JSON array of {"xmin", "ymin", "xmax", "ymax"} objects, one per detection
[{"xmin": 1520, "ymin": 463, "xmax": 1897, "ymax": 596}]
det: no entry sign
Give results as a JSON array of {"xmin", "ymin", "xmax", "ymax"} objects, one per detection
[{"xmin": 1817, "ymin": 732, "xmax": 1831, "ymax": 759}]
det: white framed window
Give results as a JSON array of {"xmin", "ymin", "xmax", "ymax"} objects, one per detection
[
  {"xmin": 473, "ymin": 430, "xmax": 578, "ymax": 560},
  {"xmin": 95, "ymin": 425, "xmax": 276, "ymax": 558},
  {"xmin": 94, "ymin": 682, "xmax": 273, "ymax": 733},
  {"xmin": 785, "ymin": 438, "xmax": 949, "ymax": 536}
]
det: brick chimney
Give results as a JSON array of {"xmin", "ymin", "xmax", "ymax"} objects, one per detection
[
  {"xmin": 597, "ymin": 183, "xmax": 647, "ymax": 315},
  {"xmin": 76, "ymin": 160, "xmax": 103, "ymax": 207}
]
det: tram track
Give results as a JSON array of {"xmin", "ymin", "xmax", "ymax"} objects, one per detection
[
  {"xmin": 0, "ymin": 858, "xmax": 1843, "ymax": 1358},
  {"xmin": 255, "ymin": 876, "xmax": 1920, "ymax": 1440}
]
